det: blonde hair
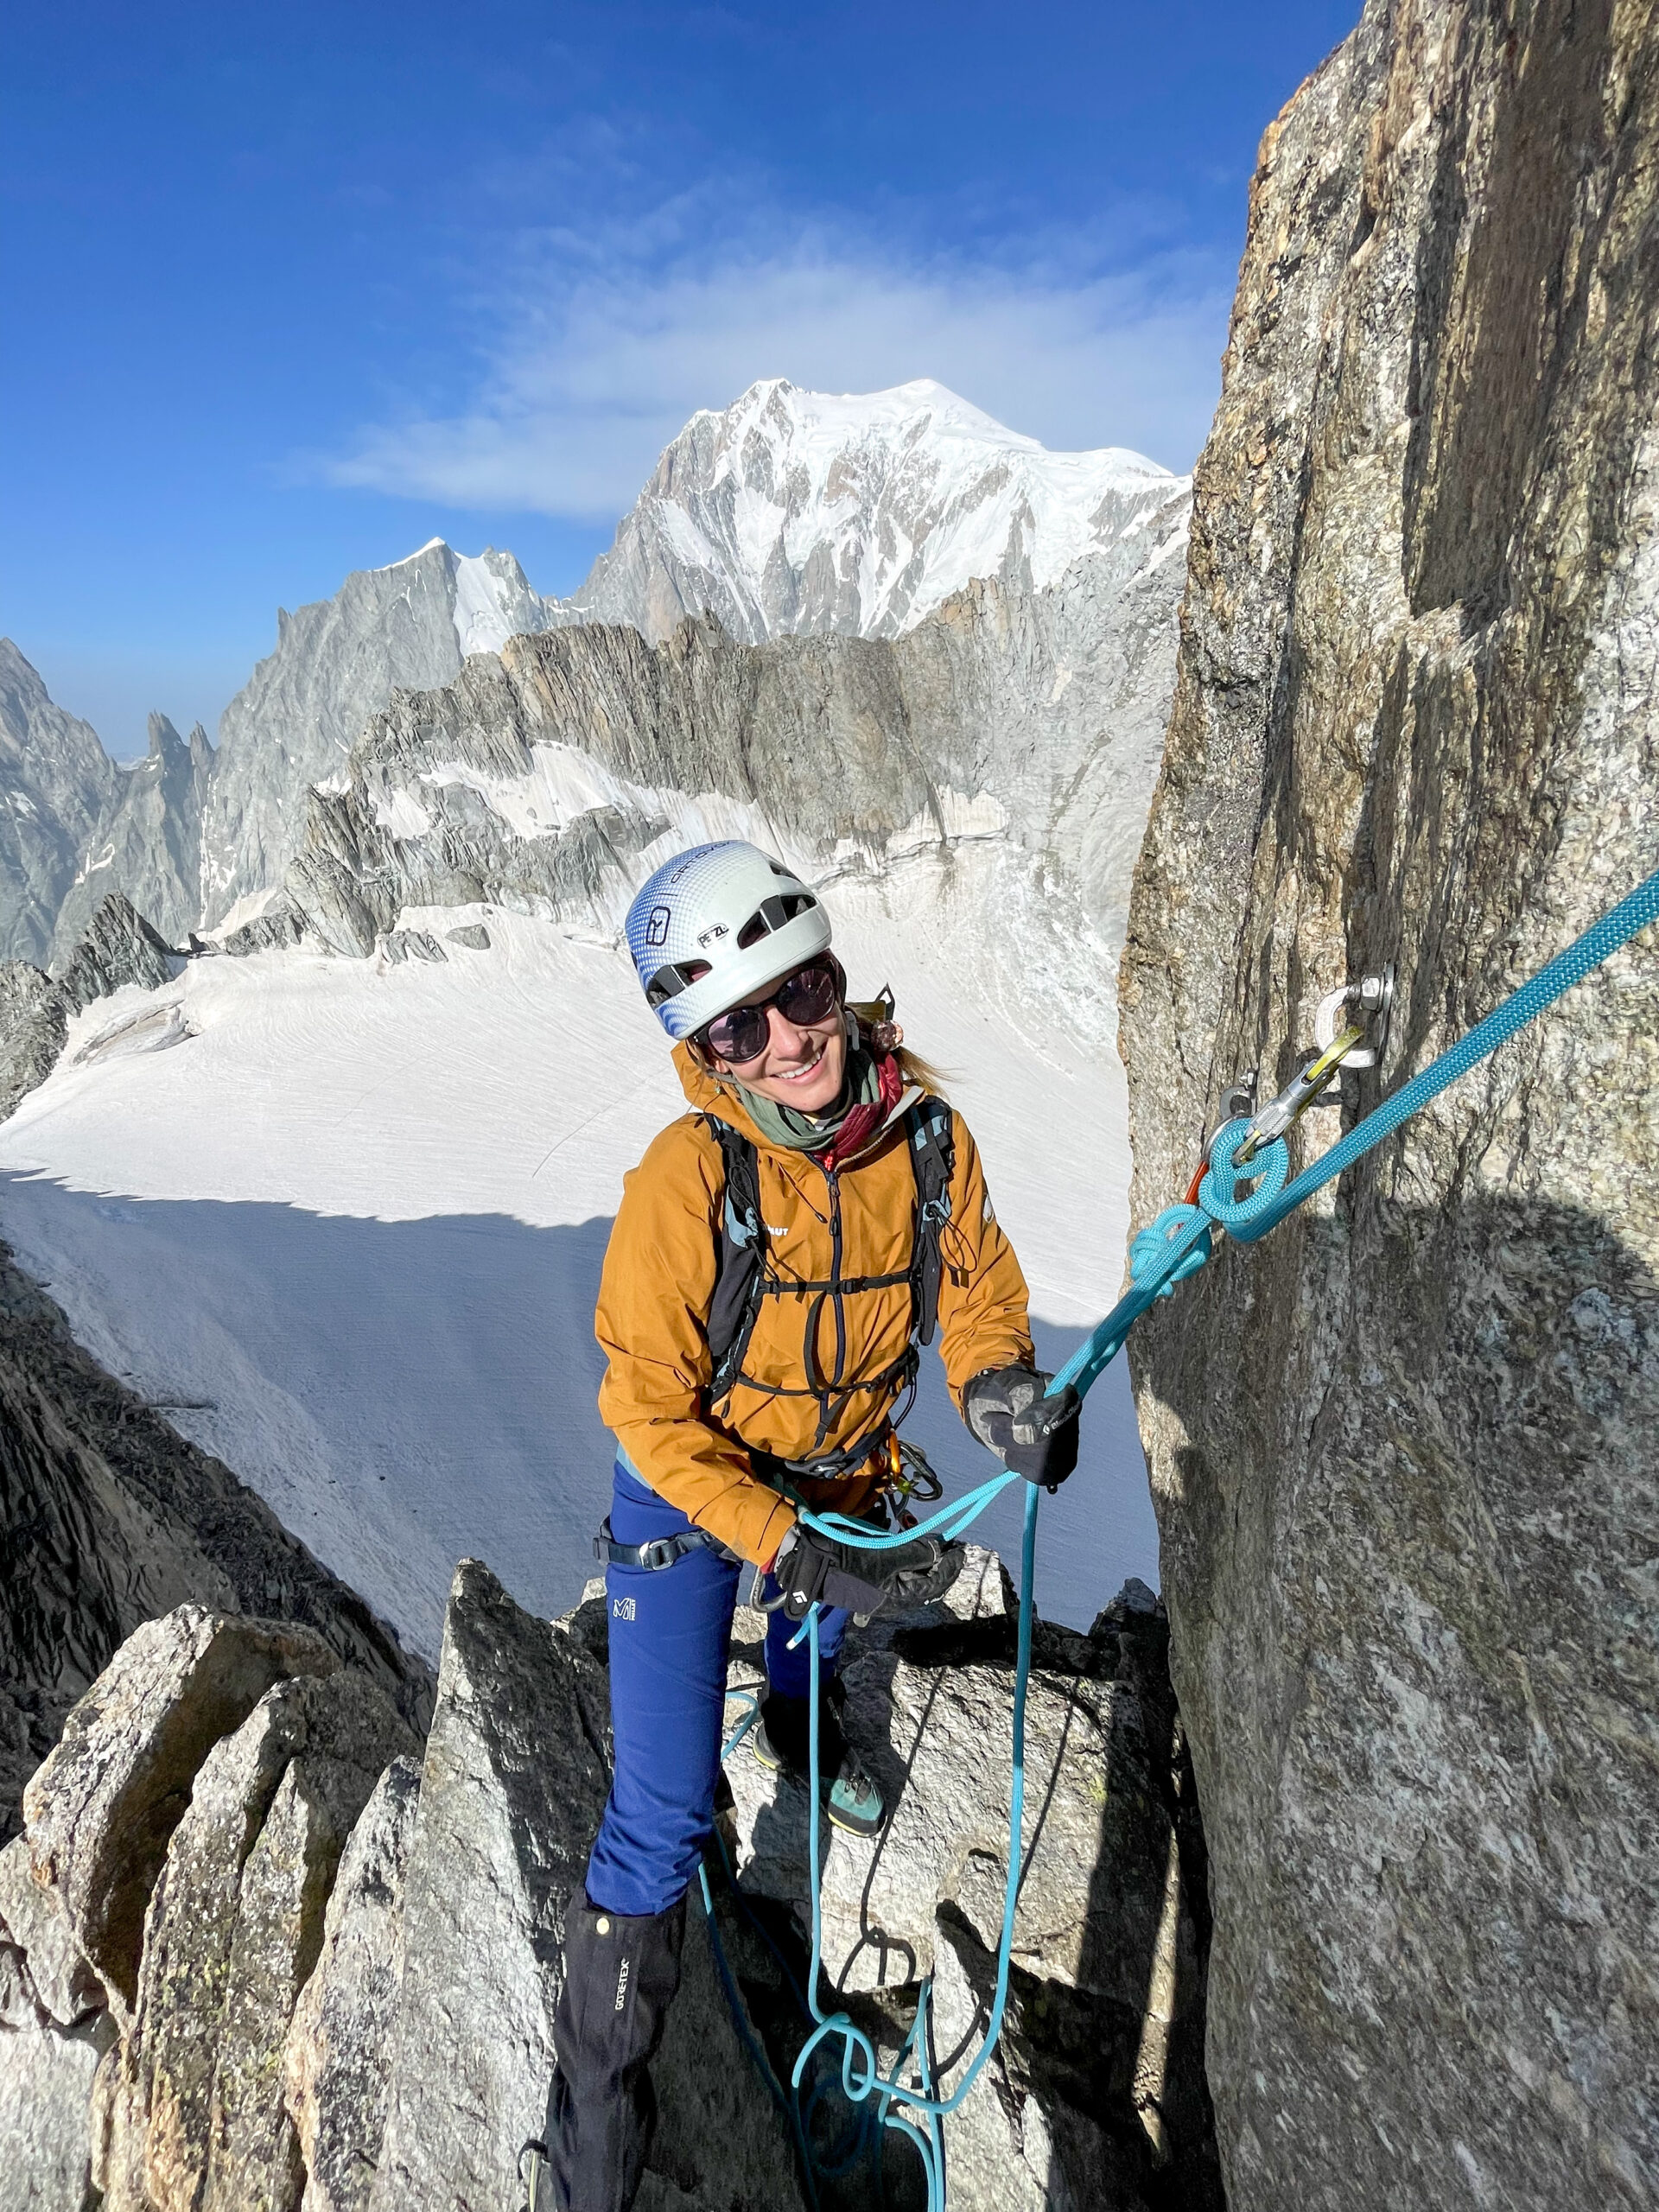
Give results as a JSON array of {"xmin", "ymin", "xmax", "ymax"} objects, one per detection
[{"xmin": 846, "ymin": 997, "xmax": 950, "ymax": 1101}]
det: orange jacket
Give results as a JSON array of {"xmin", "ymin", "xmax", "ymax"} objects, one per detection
[{"xmin": 594, "ymin": 1046, "xmax": 1036, "ymax": 1565}]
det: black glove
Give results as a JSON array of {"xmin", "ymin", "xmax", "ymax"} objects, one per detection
[
  {"xmin": 964, "ymin": 1365, "xmax": 1081, "ymax": 1490},
  {"xmin": 771, "ymin": 1522, "xmax": 965, "ymax": 1622}
]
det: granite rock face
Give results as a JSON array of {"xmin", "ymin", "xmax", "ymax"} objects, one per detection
[
  {"xmin": 22, "ymin": 1606, "xmax": 340, "ymax": 2022},
  {"xmin": 367, "ymin": 1557, "xmax": 803, "ymax": 2212},
  {"xmin": 1118, "ymin": 3, "xmax": 1659, "ymax": 2206},
  {"xmin": 54, "ymin": 892, "xmax": 181, "ymax": 1013},
  {"xmin": 721, "ymin": 1554, "xmax": 1220, "ymax": 2212},
  {"xmin": 0, "ymin": 891, "xmax": 184, "ymax": 1130},
  {"xmin": 0, "ymin": 958, "xmax": 68, "ymax": 1120},
  {"xmin": 2, "ymin": 1554, "xmax": 1218, "ymax": 2211},
  {"xmin": 50, "ymin": 715, "xmax": 210, "ymax": 964},
  {"xmin": 101, "ymin": 1670, "xmax": 416, "ymax": 2212},
  {"xmin": 286, "ymin": 1756, "xmax": 422, "ymax": 2212},
  {"xmin": 200, "ymin": 543, "xmax": 551, "ymax": 929},
  {"xmin": 0, "ymin": 639, "xmax": 118, "ymax": 967}
]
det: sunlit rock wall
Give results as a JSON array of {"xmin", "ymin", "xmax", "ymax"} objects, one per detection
[{"xmin": 1119, "ymin": 1, "xmax": 1659, "ymax": 2205}]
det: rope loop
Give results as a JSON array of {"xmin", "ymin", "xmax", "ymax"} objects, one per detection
[
  {"xmin": 1198, "ymin": 1117, "xmax": 1290, "ymax": 1229},
  {"xmin": 1129, "ymin": 1204, "xmax": 1213, "ymax": 1298}
]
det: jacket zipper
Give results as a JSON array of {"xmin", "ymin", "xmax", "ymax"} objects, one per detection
[{"xmin": 823, "ymin": 1159, "xmax": 847, "ymax": 1390}]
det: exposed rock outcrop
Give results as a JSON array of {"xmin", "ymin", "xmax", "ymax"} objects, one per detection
[
  {"xmin": 200, "ymin": 544, "xmax": 551, "ymax": 930},
  {"xmin": 54, "ymin": 892, "xmax": 181, "ymax": 1014},
  {"xmin": 0, "ymin": 640, "xmax": 118, "ymax": 968},
  {"xmin": 0, "ymin": 890, "xmax": 183, "ymax": 1130},
  {"xmin": 1119, "ymin": 3, "xmax": 1659, "ymax": 2206},
  {"xmin": 286, "ymin": 1756, "xmax": 422, "ymax": 2212},
  {"xmin": 0, "ymin": 959, "xmax": 68, "ymax": 1120},
  {"xmin": 50, "ymin": 715, "xmax": 210, "ymax": 965},
  {"xmin": 0, "ymin": 1237, "xmax": 432, "ymax": 1846},
  {"xmin": 2, "ymin": 1554, "xmax": 1218, "ymax": 2211}
]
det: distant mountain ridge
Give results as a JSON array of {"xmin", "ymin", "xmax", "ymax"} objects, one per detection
[{"xmin": 0, "ymin": 381, "xmax": 1192, "ymax": 941}]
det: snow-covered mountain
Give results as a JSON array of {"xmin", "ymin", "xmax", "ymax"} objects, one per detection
[
  {"xmin": 2, "ymin": 384, "xmax": 1189, "ymax": 938},
  {"xmin": 554, "ymin": 377, "xmax": 1185, "ymax": 643},
  {"xmin": 200, "ymin": 541, "xmax": 552, "ymax": 928}
]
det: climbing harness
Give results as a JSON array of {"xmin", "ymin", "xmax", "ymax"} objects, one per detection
[
  {"xmin": 704, "ymin": 863, "xmax": 1659, "ymax": 2212},
  {"xmin": 700, "ymin": 1094, "xmax": 957, "ymax": 1444},
  {"xmin": 590, "ymin": 1517, "xmax": 734, "ymax": 1572}
]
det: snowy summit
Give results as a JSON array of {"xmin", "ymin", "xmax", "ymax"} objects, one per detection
[{"xmin": 558, "ymin": 377, "xmax": 1186, "ymax": 645}]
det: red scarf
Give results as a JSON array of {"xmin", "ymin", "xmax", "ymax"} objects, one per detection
[{"xmin": 817, "ymin": 1049, "xmax": 905, "ymax": 1174}]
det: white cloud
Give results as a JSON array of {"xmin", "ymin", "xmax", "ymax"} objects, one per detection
[{"xmin": 321, "ymin": 235, "xmax": 1228, "ymax": 521}]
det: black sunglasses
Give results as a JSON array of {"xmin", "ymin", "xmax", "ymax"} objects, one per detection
[{"xmin": 700, "ymin": 960, "xmax": 843, "ymax": 1067}]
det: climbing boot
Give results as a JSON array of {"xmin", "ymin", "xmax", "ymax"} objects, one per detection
[
  {"xmin": 543, "ymin": 1892, "xmax": 685, "ymax": 2211},
  {"xmin": 753, "ymin": 1686, "xmax": 887, "ymax": 1839}
]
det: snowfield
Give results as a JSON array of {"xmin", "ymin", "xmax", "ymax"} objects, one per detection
[{"xmin": 0, "ymin": 849, "xmax": 1156, "ymax": 1657}]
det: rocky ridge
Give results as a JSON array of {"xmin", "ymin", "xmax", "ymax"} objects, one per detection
[
  {"xmin": 0, "ymin": 641, "xmax": 120, "ymax": 968},
  {"xmin": 200, "ymin": 543, "xmax": 550, "ymax": 931},
  {"xmin": 1118, "ymin": 1, "xmax": 1659, "ymax": 2205},
  {"xmin": 0, "ymin": 1205, "xmax": 432, "ymax": 1845},
  {"xmin": 222, "ymin": 520, "xmax": 1183, "ymax": 979},
  {"xmin": 0, "ymin": 892, "xmax": 182, "ymax": 1122},
  {"xmin": 2, "ymin": 1554, "xmax": 1218, "ymax": 2212},
  {"xmin": 51, "ymin": 715, "xmax": 212, "ymax": 963}
]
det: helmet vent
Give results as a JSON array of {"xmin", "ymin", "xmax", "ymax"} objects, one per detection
[
  {"xmin": 736, "ymin": 892, "xmax": 817, "ymax": 950},
  {"xmin": 645, "ymin": 958, "xmax": 711, "ymax": 1007}
]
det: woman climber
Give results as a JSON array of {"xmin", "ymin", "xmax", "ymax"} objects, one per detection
[{"xmin": 541, "ymin": 839, "xmax": 1081, "ymax": 2210}]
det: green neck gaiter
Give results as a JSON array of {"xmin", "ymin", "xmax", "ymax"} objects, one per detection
[{"xmin": 733, "ymin": 1039, "xmax": 881, "ymax": 1153}]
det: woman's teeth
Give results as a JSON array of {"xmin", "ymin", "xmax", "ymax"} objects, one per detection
[{"xmin": 777, "ymin": 1047, "xmax": 823, "ymax": 1082}]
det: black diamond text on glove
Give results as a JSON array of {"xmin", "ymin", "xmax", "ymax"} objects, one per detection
[
  {"xmin": 963, "ymin": 1365, "xmax": 1082, "ymax": 1490},
  {"xmin": 771, "ymin": 1523, "xmax": 965, "ymax": 1623}
]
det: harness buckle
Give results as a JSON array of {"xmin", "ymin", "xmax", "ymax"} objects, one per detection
[{"xmin": 639, "ymin": 1536, "xmax": 683, "ymax": 1572}]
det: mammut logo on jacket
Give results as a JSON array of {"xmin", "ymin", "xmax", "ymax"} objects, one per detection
[{"xmin": 614, "ymin": 1958, "xmax": 630, "ymax": 2012}]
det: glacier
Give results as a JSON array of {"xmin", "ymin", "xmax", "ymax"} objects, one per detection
[
  {"xmin": 0, "ymin": 375, "xmax": 1192, "ymax": 1655},
  {"xmin": 0, "ymin": 876, "xmax": 1155, "ymax": 1656}
]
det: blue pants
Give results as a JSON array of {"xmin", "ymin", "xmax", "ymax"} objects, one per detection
[{"xmin": 585, "ymin": 1459, "xmax": 850, "ymax": 1918}]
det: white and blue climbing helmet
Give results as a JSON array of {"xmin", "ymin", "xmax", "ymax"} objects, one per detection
[{"xmin": 624, "ymin": 841, "xmax": 833, "ymax": 1041}]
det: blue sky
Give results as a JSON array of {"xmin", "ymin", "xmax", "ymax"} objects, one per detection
[{"xmin": 3, "ymin": 0, "xmax": 1357, "ymax": 756}]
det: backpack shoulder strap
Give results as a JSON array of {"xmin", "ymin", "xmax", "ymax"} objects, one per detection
[
  {"xmin": 907, "ymin": 1095, "xmax": 957, "ymax": 1348},
  {"xmin": 699, "ymin": 1113, "xmax": 767, "ymax": 1399}
]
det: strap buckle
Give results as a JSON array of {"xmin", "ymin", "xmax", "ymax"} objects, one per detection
[{"xmin": 639, "ymin": 1535, "xmax": 684, "ymax": 1572}]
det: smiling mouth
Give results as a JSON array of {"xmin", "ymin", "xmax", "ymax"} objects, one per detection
[{"xmin": 774, "ymin": 1045, "xmax": 826, "ymax": 1083}]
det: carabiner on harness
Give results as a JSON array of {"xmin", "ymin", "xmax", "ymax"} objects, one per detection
[{"xmin": 878, "ymin": 1433, "xmax": 943, "ymax": 1528}]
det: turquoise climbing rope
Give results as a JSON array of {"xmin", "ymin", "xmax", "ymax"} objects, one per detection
[{"xmin": 720, "ymin": 861, "xmax": 1659, "ymax": 2211}]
